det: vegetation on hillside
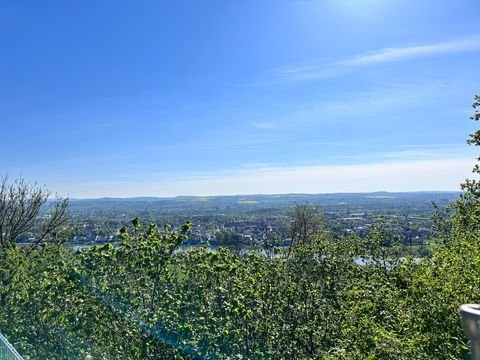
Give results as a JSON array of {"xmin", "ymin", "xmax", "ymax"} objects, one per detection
[{"xmin": 0, "ymin": 96, "xmax": 479, "ymax": 359}]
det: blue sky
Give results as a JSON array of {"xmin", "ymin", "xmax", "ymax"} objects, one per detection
[{"xmin": 1, "ymin": 0, "xmax": 479, "ymax": 197}]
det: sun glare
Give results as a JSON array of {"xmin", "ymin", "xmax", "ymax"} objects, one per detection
[{"xmin": 330, "ymin": 0, "xmax": 396, "ymax": 16}]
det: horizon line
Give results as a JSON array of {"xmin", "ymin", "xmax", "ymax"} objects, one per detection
[{"xmin": 67, "ymin": 189, "xmax": 461, "ymax": 201}]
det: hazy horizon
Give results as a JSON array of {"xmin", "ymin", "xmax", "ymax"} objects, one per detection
[{"xmin": 68, "ymin": 189, "xmax": 460, "ymax": 202}]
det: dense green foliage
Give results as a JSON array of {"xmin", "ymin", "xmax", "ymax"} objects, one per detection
[
  {"xmin": 0, "ymin": 97, "xmax": 479, "ymax": 359},
  {"xmin": 1, "ymin": 211, "xmax": 475, "ymax": 359}
]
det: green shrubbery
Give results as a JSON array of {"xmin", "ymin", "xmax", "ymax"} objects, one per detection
[
  {"xmin": 0, "ymin": 210, "xmax": 476, "ymax": 359},
  {"xmin": 0, "ymin": 96, "xmax": 479, "ymax": 359}
]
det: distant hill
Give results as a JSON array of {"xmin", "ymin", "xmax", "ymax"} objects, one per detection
[{"xmin": 69, "ymin": 191, "xmax": 460, "ymax": 215}]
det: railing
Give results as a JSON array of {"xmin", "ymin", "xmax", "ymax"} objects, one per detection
[
  {"xmin": 0, "ymin": 332, "xmax": 23, "ymax": 360},
  {"xmin": 461, "ymin": 304, "xmax": 480, "ymax": 360}
]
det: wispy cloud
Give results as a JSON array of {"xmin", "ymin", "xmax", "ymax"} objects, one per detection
[
  {"xmin": 246, "ymin": 80, "xmax": 450, "ymax": 131},
  {"xmin": 52, "ymin": 145, "xmax": 477, "ymax": 198},
  {"xmin": 59, "ymin": 157, "xmax": 473, "ymax": 198},
  {"xmin": 250, "ymin": 121, "xmax": 283, "ymax": 130},
  {"xmin": 380, "ymin": 144, "xmax": 475, "ymax": 161},
  {"xmin": 272, "ymin": 35, "xmax": 480, "ymax": 83},
  {"xmin": 341, "ymin": 36, "xmax": 480, "ymax": 66}
]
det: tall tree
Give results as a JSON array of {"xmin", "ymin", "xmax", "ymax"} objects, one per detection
[
  {"xmin": 462, "ymin": 94, "xmax": 480, "ymax": 197},
  {"xmin": 288, "ymin": 204, "xmax": 324, "ymax": 248}
]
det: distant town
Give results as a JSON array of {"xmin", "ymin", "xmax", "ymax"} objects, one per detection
[{"xmin": 56, "ymin": 191, "xmax": 459, "ymax": 257}]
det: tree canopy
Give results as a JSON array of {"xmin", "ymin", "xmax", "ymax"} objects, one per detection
[{"xmin": 0, "ymin": 96, "xmax": 479, "ymax": 358}]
